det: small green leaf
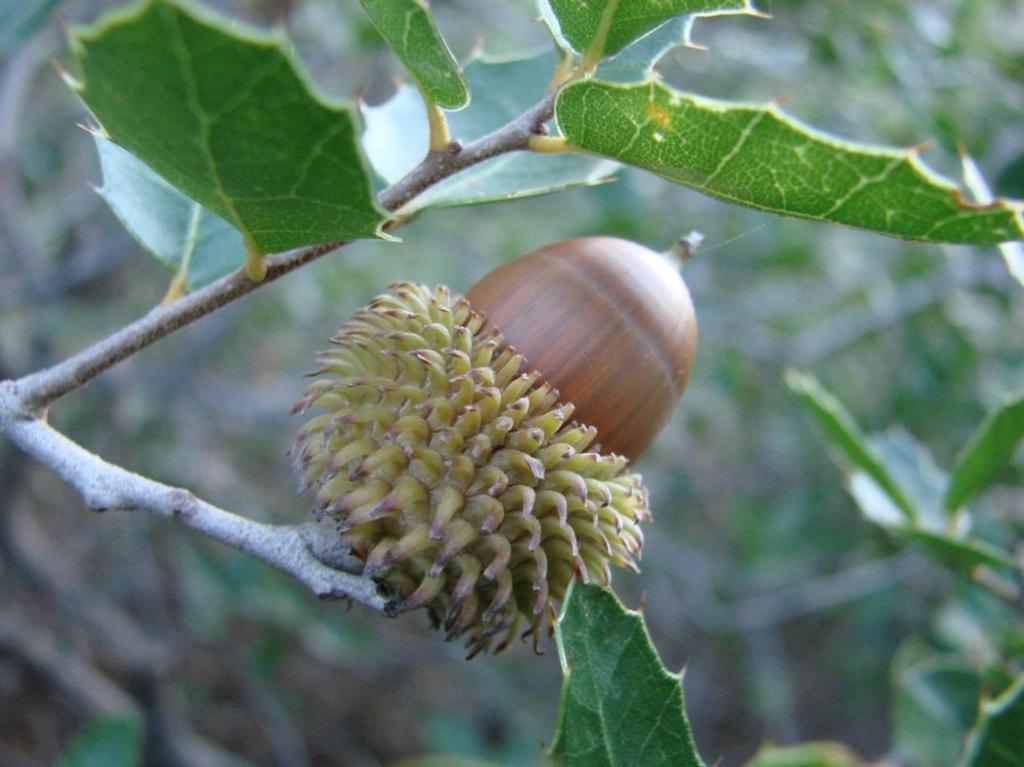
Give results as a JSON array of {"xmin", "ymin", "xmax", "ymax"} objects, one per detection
[
  {"xmin": 70, "ymin": 0, "xmax": 387, "ymax": 256},
  {"xmin": 945, "ymin": 396, "xmax": 1024, "ymax": 513},
  {"xmin": 960, "ymin": 673, "xmax": 1024, "ymax": 767},
  {"xmin": 359, "ymin": 0, "xmax": 468, "ymax": 110},
  {"xmin": 541, "ymin": 0, "xmax": 760, "ymax": 60},
  {"xmin": 362, "ymin": 50, "xmax": 616, "ymax": 210},
  {"xmin": 94, "ymin": 136, "xmax": 245, "ymax": 289},
  {"xmin": 1, "ymin": 0, "xmax": 63, "ymax": 57},
  {"xmin": 792, "ymin": 380, "xmax": 1022, "ymax": 576},
  {"xmin": 786, "ymin": 371, "xmax": 917, "ymax": 523},
  {"xmin": 58, "ymin": 716, "xmax": 141, "ymax": 767},
  {"xmin": 549, "ymin": 583, "xmax": 704, "ymax": 767},
  {"xmin": 596, "ymin": 16, "xmax": 692, "ymax": 83},
  {"xmin": 555, "ymin": 80, "xmax": 1024, "ymax": 244},
  {"xmin": 744, "ymin": 742, "xmax": 868, "ymax": 767},
  {"xmin": 894, "ymin": 656, "xmax": 982, "ymax": 767}
]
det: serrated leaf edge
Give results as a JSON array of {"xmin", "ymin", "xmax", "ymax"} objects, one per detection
[
  {"xmin": 68, "ymin": 0, "xmax": 392, "ymax": 247},
  {"xmin": 680, "ymin": 2, "xmax": 770, "ymax": 50},
  {"xmin": 555, "ymin": 78, "xmax": 1024, "ymax": 244},
  {"xmin": 538, "ymin": 0, "xmax": 766, "ymax": 60},
  {"xmin": 359, "ymin": 0, "xmax": 470, "ymax": 111},
  {"xmin": 550, "ymin": 582, "xmax": 702, "ymax": 766}
]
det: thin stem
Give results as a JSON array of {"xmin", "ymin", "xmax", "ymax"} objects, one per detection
[
  {"xmin": 13, "ymin": 240, "xmax": 341, "ymax": 413},
  {"xmin": 0, "ymin": 386, "xmax": 391, "ymax": 612},
  {"xmin": 528, "ymin": 135, "xmax": 570, "ymax": 154},
  {"xmin": 163, "ymin": 203, "xmax": 202, "ymax": 303},
  {"xmin": 11, "ymin": 89, "xmax": 557, "ymax": 414},
  {"xmin": 547, "ymin": 48, "xmax": 576, "ymax": 91},
  {"xmin": 579, "ymin": 0, "xmax": 619, "ymax": 75},
  {"xmin": 0, "ymin": 85, "xmax": 560, "ymax": 612},
  {"xmin": 422, "ymin": 91, "xmax": 453, "ymax": 152},
  {"xmin": 243, "ymin": 243, "xmax": 268, "ymax": 283},
  {"xmin": 160, "ymin": 273, "xmax": 188, "ymax": 305}
]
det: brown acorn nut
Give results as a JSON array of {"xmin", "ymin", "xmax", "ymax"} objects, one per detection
[
  {"xmin": 291, "ymin": 237, "xmax": 696, "ymax": 657},
  {"xmin": 468, "ymin": 237, "xmax": 697, "ymax": 461}
]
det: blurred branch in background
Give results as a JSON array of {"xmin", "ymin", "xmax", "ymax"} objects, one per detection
[
  {"xmin": 731, "ymin": 553, "xmax": 929, "ymax": 633},
  {"xmin": 712, "ymin": 256, "xmax": 1015, "ymax": 367},
  {"xmin": 0, "ymin": 602, "xmax": 140, "ymax": 720}
]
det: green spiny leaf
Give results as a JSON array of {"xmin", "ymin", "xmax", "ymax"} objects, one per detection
[
  {"xmin": 549, "ymin": 583, "xmax": 704, "ymax": 767},
  {"xmin": 540, "ymin": 0, "xmax": 761, "ymax": 60},
  {"xmin": 945, "ymin": 395, "xmax": 1024, "ymax": 513},
  {"xmin": 94, "ymin": 135, "xmax": 245, "ymax": 289},
  {"xmin": 359, "ymin": 0, "xmax": 468, "ymax": 110},
  {"xmin": 69, "ymin": 0, "xmax": 387, "ymax": 256},
  {"xmin": 555, "ymin": 80, "xmax": 1024, "ymax": 245}
]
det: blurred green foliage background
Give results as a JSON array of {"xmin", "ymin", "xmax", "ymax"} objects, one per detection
[{"xmin": 1, "ymin": 1, "xmax": 1022, "ymax": 765}]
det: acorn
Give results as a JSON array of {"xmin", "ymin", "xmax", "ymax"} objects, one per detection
[{"xmin": 292, "ymin": 237, "xmax": 697, "ymax": 656}]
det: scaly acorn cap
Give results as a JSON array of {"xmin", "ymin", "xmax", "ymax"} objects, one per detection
[{"xmin": 292, "ymin": 283, "xmax": 652, "ymax": 657}]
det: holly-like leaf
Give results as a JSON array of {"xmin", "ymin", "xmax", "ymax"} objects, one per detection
[
  {"xmin": 358, "ymin": 0, "xmax": 468, "ymax": 110},
  {"xmin": 786, "ymin": 371, "xmax": 916, "ymax": 523},
  {"xmin": 57, "ymin": 716, "xmax": 141, "ymax": 767},
  {"xmin": 744, "ymin": 742, "xmax": 868, "ymax": 767},
  {"xmin": 555, "ymin": 80, "xmax": 1024, "ymax": 245},
  {"xmin": 540, "ymin": 0, "xmax": 760, "ymax": 60},
  {"xmin": 549, "ymin": 583, "xmax": 704, "ymax": 767},
  {"xmin": 362, "ymin": 50, "xmax": 616, "ymax": 210},
  {"xmin": 960, "ymin": 673, "xmax": 1024, "ymax": 767},
  {"xmin": 94, "ymin": 136, "xmax": 245, "ymax": 289},
  {"xmin": 945, "ymin": 395, "xmax": 1024, "ymax": 513},
  {"xmin": 69, "ymin": 0, "xmax": 387, "ymax": 256}
]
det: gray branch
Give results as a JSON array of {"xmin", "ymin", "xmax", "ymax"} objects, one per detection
[
  {"xmin": 0, "ymin": 90, "xmax": 558, "ymax": 612},
  {"xmin": 0, "ymin": 386, "xmax": 389, "ymax": 611},
  {"xmin": 13, "ymin": 90, "xmax": 555, "ymax": 414}
]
